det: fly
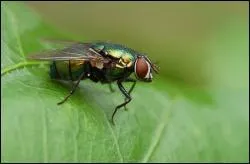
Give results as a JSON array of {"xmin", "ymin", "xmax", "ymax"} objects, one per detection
[{"xmin": 27, "ymin": 39, "xmax": 159, "ymax": 125}]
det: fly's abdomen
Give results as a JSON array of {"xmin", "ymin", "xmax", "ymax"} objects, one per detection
[{"xmin": 50, "ymin": 60, "xmax": 86, "ymax": 81}]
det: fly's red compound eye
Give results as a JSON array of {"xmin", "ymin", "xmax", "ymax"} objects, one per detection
[{"xmin": 134, "ymin": 57, "xmax": 151, "ymax": 80}]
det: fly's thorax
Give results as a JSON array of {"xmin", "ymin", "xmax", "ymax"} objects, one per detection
[
  {"xmin": 100, "ymin": 49, "xmax": 135, "ymax": 69},
  {"xmin": 134, "ymin": 56, "xmax": 153, "ymax": 82},
  {"xmin": 91, "ymin": 43, "xmax": 136, "ymax": 66},
  {"xmin": 115, "ymin": 53, "xmax": 134, "ymax": 69}
]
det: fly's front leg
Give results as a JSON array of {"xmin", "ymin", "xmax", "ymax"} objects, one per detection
[
  {"xmin": 123, "ymin": 78, "xmax": 136, "ymax": 111},
  {"xmin": 111, "ymin": 80, "xmax": 131, "ymax": 125},
  {"xmin": 57, "ymin": 72, "xmax": 85, "ymax": 105}
]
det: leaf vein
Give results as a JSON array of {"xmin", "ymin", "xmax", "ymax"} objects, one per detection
[
  {"xmin": 141, "ymin": 98, "xmax": 176, "ymax": 162},
  {"xmin": 1, "ymin": 61, "xmax": 47, "ymax": 76},
  {"xmin": 6, "ymin": 5, "xmax": 25, "ymax": 59},
  {"xmin": 105, "ymin": 116, "xmax": 124, "ymax": 162}
]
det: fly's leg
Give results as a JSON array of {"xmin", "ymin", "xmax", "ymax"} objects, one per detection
[
  {"xmin": 123, "ymin": 78, "xmax": 136, "ymax": 111},
  {"xmin": 70, "ymin": 81, "xmax": 75, "ymax": 88},
  {"xmin": 109, "ymin": 83, "xmax": 115, "ymax": 93},
  {"xmin": 111, "ymin": 80, "xmax": 131, "ymax": 125},
  {"xmin": 57, "ymin": 72, "xmax": 85, "ymax": 105}
]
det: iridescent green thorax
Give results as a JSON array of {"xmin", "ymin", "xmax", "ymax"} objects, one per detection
[
  {"xmin": 91, "ymin": 42, "xmax": 139, "ymax": 55},
  {"xmin": 91, "ymin": 42, "xmax": 138, "ymax": 62}
]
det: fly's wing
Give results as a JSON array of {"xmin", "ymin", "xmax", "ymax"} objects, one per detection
[{"xmin": 27, "ymin": 39, "xmax": 110, "ymax": 64}]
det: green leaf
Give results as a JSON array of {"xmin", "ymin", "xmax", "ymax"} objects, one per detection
[{"xmin": 1, "ymin": 2, "xmax": 248, "ymax": 163}]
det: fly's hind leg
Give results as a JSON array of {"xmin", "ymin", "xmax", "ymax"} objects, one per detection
[{"xmin": 57, "ymin": 72, "xmax": 85, "ymax": 105}]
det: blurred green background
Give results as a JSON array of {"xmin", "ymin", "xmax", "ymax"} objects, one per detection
[
  {"xmin": 27, "ymin": 1, "xmax": 249, "ymax": 89},
  {"xmin": 2, "ymin": 2, "xmax": 249, "ymax": 162}
]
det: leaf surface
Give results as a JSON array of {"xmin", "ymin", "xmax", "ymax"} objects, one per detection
[{"xmin": 1, "ymin": 2, "xmax": 248, "ymax": 162}]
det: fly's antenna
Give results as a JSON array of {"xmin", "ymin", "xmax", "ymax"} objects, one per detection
[
  {"xmin": 144, "ymin": 55, "xmax": 160, "ymax": 74},
  {"xmin": 151, "ymin": 61, "xmax": 160, "ymax": 74}
]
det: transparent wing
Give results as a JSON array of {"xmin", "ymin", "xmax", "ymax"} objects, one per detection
[{"xmin": 27, "ymin": 39, "xmax": 109, "ymax": 63}]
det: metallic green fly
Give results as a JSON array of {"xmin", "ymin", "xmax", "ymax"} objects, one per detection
[{"xmin": 28, "ymin": 39, "xmax": 159, "ymax": 125}]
